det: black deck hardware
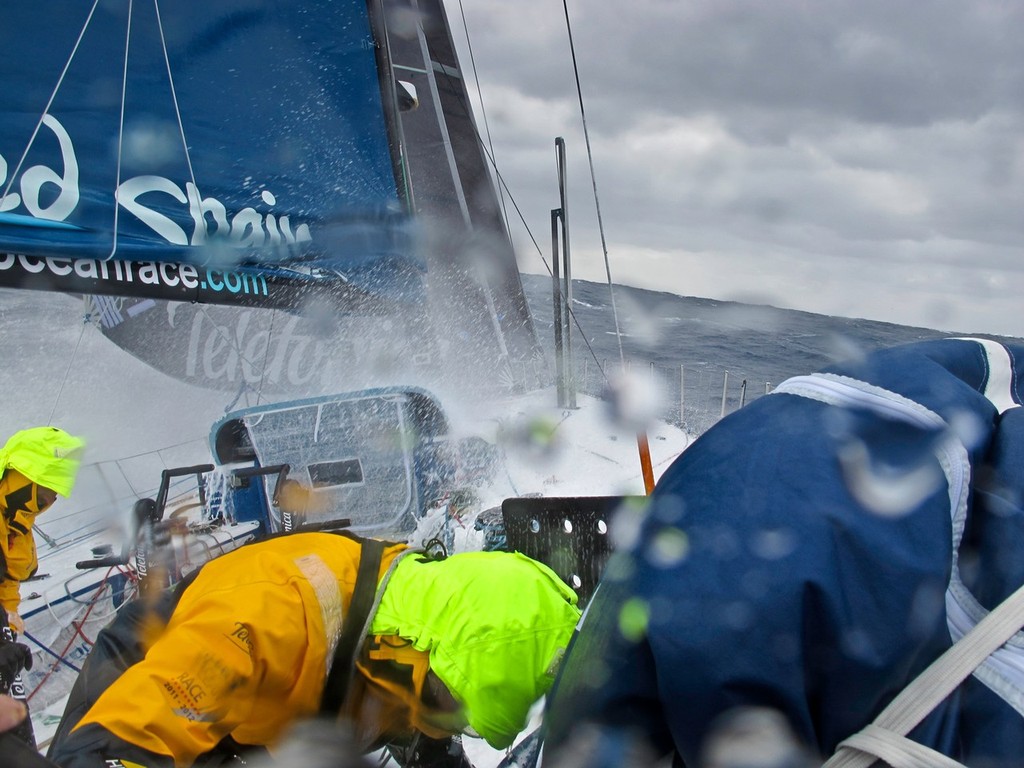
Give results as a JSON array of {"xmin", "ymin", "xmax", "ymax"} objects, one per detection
[{"xmin": 501, "ymin": 495, "xmax": 646, "ymax": 607}]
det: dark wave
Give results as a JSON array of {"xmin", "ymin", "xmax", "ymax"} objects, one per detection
[{"xmin": 521, "ymin": 274, "xmax": 1021, "ymax": 435}]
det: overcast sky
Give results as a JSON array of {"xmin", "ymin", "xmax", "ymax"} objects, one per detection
[{"xmin": 449, "ymin": 0, "xmax": 1024, "ymax": 338}]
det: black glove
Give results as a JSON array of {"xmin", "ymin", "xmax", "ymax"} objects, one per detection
[
  {"xmin": 389, "ymin": 735, "xmax": 474, "ymax": 768},
  {"xmin": 0, "ymin": 731, "xmax": 61, "ymax": 768},
  {"xmin": 0, "ymin": 638, "xmax": 32, "ymax": 682}
]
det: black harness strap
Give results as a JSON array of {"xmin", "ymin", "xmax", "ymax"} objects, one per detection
[
  {"xmin": 1, "ymin": 731, "xmax": 62, "ymax": 768},
  {"xmin": 319, "ymin": 537, "xmax": 386, "ymax": 714}
]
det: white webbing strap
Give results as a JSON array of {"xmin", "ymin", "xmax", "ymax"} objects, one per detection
[
  {"xmin": 823, "ymin": 580, "xmax": 1024, "ymax": 768},
  {"xmin": 837, "ymin": 725, "xmax": 966, "ymax": 768}
]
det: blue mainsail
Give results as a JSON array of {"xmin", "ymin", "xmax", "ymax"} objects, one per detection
[
  {"xmin": 0, "ymin": 0, "xmax": 420, "ymax": 307},
  {"xmin": 0, "ymin": 0, "xmax": 543, "ymax": 393}
]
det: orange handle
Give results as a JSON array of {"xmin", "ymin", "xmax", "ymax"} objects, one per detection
[{"xmin": 636, "ymin": 432, "xmax": 655, "ymax": 495}]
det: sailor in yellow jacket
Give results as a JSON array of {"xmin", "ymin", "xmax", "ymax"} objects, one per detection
[
  {"xmin": 0, "ymin": 427, "xmax": 85, "ymax": 633},
  {"xmin": 47, "ymin": 532, "xmax": 581, "ymax": 768}
]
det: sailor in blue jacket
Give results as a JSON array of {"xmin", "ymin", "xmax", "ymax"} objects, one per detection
[{"xmin": 544, "ymin": 337, "xmax": 1024, "ymax": 767}]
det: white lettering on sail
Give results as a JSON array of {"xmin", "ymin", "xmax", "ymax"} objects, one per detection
[
  {"xmin": 21, "ymin": 115, "xmax": 80, "ymax": 220},
  {"xmin": 17, "ymin": 255, "xmax": 45, "ymax": 273},
  {"xmin": 186, "ymin": 182, "xmax": 229, "ymax": 245},
  {"xmin": 118, "ymin": 176, "xmax": 190, "ymax": 244},
  {"xmin": 138, "ymin": 262, "xmax": 161, "ymax": 285},
  {"xmin": 118, "ymin": 177, "xmax": 313, "ymax": 247},
  {"xmin": 45, "ymin": 257, "xmax": 73, "ymax": 276},
  {"xmin": 230, "ymin": 208, "xmax": 263, "ymax": 246},
  {"xmin": 183, "ymin": 308, "xmax": 328, "ymax": 387},
  {"xmin": 0, "ymin": 114, "xmax": 312, "ymax": 247},
  {"xmin": 74, "ymin": 259, "xmax": 99, "ymax": 279},
  {"xmin": 240, "ymin": 319, "xmax": 271, "ymax": 383},
  {"xmin": 179, "ymin": 263, "xmax": 199, "ymax": 288},
  {"xmin": 0, "ymin": 248, "xmax": 269, "ymax": 300},
  {"xmin": 0, "ymin": 114, "xmax": 79, "ymax": 218},
  {"xmin": 0, "ymin": 150, "xmax": 17, "ymax": 212}
]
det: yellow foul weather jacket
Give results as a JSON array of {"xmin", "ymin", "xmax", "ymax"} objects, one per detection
[
  {"xmin": 0, "ymin": 469, "xmax": 44, "ymax": 614},
  {"xmin": 0, "ymin": 426, "xmax": 84, "ymax": 622},
  {"xmin": 63, "ymin": 533, "xmax": 407, "ymax": 767}
]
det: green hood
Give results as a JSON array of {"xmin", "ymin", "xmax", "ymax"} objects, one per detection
[
  {"xmin": 371, "ymin": 551, "xmax": 580, "ymax": 749},
  {"xmin": 0, "ymin": 427, "xmax": 85, "ymax": 497}
]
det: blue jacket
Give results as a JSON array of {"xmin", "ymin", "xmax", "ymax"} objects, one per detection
[{"xmin": 544, "ymin": 338, "xmax": 1024, "ymax": 767}]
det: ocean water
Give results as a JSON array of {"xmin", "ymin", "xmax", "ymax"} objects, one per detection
[{"xmin": 520, "ymin": 273, "xmax": 1021, "ymax": 435}]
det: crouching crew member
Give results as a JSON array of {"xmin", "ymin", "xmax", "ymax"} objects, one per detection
[{"xmin": 48, "ymin": 532, "xmax": 581, "ymax": 768}]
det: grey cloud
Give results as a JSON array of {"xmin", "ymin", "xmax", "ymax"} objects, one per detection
[{"xmin": 455, "ymin": 0, "xmax": 1024, "ymax": 336}]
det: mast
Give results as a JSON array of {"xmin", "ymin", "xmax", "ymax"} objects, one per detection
[
  {"xmin": 382, "ymin": 0, "xmax": 544, "ymax": 389},
  {"xmin": 368, "ymin": 0, "xmax": 416, "ymax": 212}
]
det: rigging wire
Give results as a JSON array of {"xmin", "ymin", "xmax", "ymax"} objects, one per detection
[
  {"xmin": 435, "ymin": 36, "xmax": 609, "ymax": 386},
  {"xmin": 411, "ymin": 4, "xmax": 511, "ymax": 363},
  {"xmin": 47, "ymin": 317, "xmax": 90, "ymax": 427},
  {"xmin": 560, "ymin": 0, "xmax": 655, "ymax": 493},
  {"xmin": 195, "ymin": 303, "xmax": 267, "ymax": 403},
  {"xmin": 441, "ymin": 19, "xmax": 617, "ymax": 406},
  {"xmin": 0, "ymin": 0, "xmax": 102, "ymax": 208},
  {"xmin": 106, "ymin": 0, "xmax": 136, "ymax": 258},
  {"xmin": 455, "ymin": 0, "xmax": 514, "ymax": 244},
  {"xmin": 153, "ymin": 0, "xmax": 204, "ymax": 220},
  {"xmin": 560, "ymin": 0, "xmax": 625, "ymax": 370},
  {"xmin": 450, "ymin": 4, "xmax": 635, "ymax": 387},
  {"xmin": 437, "ymin": 12, "xmax": 655, "ymax": 489},
  {"xmin": 255, "ymin": 308, "xmax": 278, "ymax": 407}
]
